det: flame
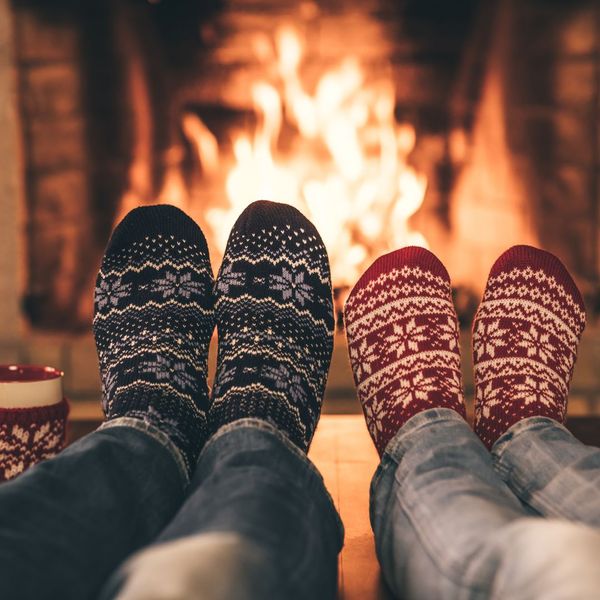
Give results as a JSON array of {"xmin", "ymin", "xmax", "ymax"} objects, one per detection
[
  {"xmin": 204, "ymin": 26, "xmax": 427, "ymax": 288},
  {"xmin": 126, "ymin": 25, "xmax": 428, "ymax": 289}
]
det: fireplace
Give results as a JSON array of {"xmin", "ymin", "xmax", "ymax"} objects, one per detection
[{"xmin": 1, "ymin": 0, "xmax": 600, "ymax": 418}]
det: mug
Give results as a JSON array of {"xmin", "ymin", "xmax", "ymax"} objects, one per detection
[{"xmin": 0, "ymin": 364, "xmax": 69, "ymax": 481}]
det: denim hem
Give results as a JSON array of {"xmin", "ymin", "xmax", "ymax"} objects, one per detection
[
  {"xmin": 370, "ymin": 407, "xmax": 498, "ymax": 595},
  {"xmin": 99, "ymin": 417, "xmax": 189, "ymax": 484},
  {"xmin": 371, "ymin": 408, "xmax": 467, "ymax": 492},
  {"xmin": 491, "ymin": 416, "xmax": 564, "ymax": 475},
  {"xmin": 385, "ymin": 407, "xmax": 467, "ymax": 458},
  {"xmin": 204, "ymin": 417, "xmax": 344, "ymax": 540}
]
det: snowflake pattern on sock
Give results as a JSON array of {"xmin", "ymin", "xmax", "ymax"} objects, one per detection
[
  {"xmin": 345, "ymin": 247, "xmax": 466, "ymax": 456},
  {"xmin": 93, "ymin": 205, "xmax": 214, "ymax": 473},
  {"xmin": 473, "ymin": 245, "xmax": 586, "ymax": 449},
  {"xmin": 209, "ymin": 201, "xmax": 334, "ymax": 452}
]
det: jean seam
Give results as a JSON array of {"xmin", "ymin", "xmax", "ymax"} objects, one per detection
[
  {"xmin": 377, "ymin": 410, "xmax": 476, "ymax": 520},
  {"xmin": 202, "ymin": 417, "xmax": 345, "ymax": 543},
  {"xmin": 491, "ymin": 416, "xmax": 563, "ymax": 458},
  {"xmin": 492, "ymin": 418, "xmax": 582, "ymax": 521},
  {"xmin": 372, "ymin": 412, "xmax": 497, "ymax": 594},
  {"xmin": 392, "ymin": 484, "xmax": 493, "ymax": 595},
  {"xmin": 384, "ymin": 408, "xmax": 468, "ymax": 460},
  {"xmin": 99, "ymin": 417, "xmax": 189, "ymax": 484}
]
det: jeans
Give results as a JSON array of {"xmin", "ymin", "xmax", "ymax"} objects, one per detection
[
  {"xmin": 102, "ymin": 419, "xmax": 343, "ymax": 600},
  {"xmin": 371, "ymin": 408, "xmax": 600, "ymax": 600},
  {"xmin": 0, "ymin": 417, "xmax": 342, "ymax": 600}
]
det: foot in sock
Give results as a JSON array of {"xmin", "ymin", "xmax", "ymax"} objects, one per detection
[
  {"xmin": 473, "ymin": 245, "xmax": 586, "ymax": 449},
  {"xmin": 209, "ymin": 200, "xmax": 335, "ymax": 452},
  {"xmin": 345, "ymin": 247, "xmax": 466, "ymax": 456},
  {"xmin": 93, "ymin": 205, "xmax": 214, "ymax": 474}
]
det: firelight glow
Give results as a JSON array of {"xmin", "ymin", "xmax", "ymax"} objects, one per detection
[{"xmin": 180, "ymin": 26, "xmax": 427, "ymax": 288}]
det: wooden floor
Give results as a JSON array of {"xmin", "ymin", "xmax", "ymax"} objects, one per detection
[{"xmin": 309, "ymin": 415, "xmax": 393, "ymax": 600}]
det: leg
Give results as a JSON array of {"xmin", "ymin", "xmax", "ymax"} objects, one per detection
[
  {"xmin": 471, "ymin": 246, "xmax": 600, "ymax": 522},
  {"xmin": 372, "ymin": 408, "xmax": 600, "ymax": 599},
  {"xmin": 346, "ymin": 247, "xmax": 600, "ymax": 599},
  {"xmin": 103, "ymin": 201, "xmax": 343, "ymax": 599},
  {"xmin": 0, "ymin": 205, "xmax": 216, "ymax": 599},
  {"xmin": 493, "ymin": 417, "xmax": 600, "ymax": 525},
  {"xmin": 101, "ymin": 420, "xmax": 343, "ymax": 600},
  {"xmin": 0, "ymin": 424, "xmax": 185, "ymax": 600}
]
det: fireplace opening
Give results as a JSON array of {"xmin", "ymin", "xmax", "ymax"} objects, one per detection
[{"xmin": 2, "ymin": 0, "xmax": 600, "ymax": 415}]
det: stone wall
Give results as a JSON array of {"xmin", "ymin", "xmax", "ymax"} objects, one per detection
[
  {"xmin": 13, "ymin": 5, "xmax": 91, "ymax": 329},
  {"xmin": 0, "ymin": 0, "xmax": 24, "ymax": 343},
  {"xmin": 8, "ymin": 0, "xmax": 600, "ymax": 330}
]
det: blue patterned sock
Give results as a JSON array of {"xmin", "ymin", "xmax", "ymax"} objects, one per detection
[
  {"xmin": 93, "ymin": 205, "xmax": 214, "ymax": 474},
  {"xmin": 210, "ymin": 201, "xmax": 335, "ymax": 451}
]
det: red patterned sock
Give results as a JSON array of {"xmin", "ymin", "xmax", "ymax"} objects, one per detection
[
  {"xmin": 473, "ymin": 245, "xmax": 586, "ymax": 449},
  {"xmin": 345, "ymin": 247, "xmax": 466, "ymax": 456},
  {"xmin": 0, "ymin": 399, "xmax": 69, "ymax": 481}
]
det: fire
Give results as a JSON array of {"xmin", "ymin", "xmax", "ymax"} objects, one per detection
[{"xmin": 171, "ymin": 26, "xmax": 427, "ymax": 289}]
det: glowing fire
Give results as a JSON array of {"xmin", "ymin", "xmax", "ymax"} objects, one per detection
[{"xmin": 164, "ymin": 26, "xmax": 427, "ymax": 288}]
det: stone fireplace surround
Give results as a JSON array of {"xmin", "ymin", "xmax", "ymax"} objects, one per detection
[{"xmin": 1, "ymin": 0, "xmax": 600, "ymax": 420}]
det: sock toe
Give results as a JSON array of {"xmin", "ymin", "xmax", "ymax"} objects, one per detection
[
  {"xmin": 349, "ymin": 246, "xmax": 450, "ymax": 299},
  {"xmin": 231, "ymin": 200, "xmax": 318, "ymax": 235},
  {"xmin": 488, "ymin": 245, "xmax": 584, "ymax": 312},
  {"xmin": 106, "ymin": 205, "xmax": 210, "ymax": 256}
]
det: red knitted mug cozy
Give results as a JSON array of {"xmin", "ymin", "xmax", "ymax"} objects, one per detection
[{"xmin": 0, "ymin": 399, "xmax": 69, "ymax": 481}]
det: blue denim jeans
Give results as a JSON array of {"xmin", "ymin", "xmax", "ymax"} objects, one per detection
[
  {"xmin": 101, "ymin": 418, "xmax": 343, "ymax": 600},
  {"xmin": 0, "ymin": 419, "xmax": 185, "ymax": 600},
  {"xmin": 0, "ymin": 417, "xmax": 342, "ymax": 600},
  {"xmin": 371, "ymin": 408, "xmax": 600, "ymax": 600}
]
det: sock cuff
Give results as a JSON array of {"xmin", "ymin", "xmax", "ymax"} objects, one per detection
[{"xmin": 0, "ymin": 397, "xmax": 69, "ymax": 427}]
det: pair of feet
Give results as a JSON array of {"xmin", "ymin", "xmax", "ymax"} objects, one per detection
[
  {"xmin": 94, "ymin": 201, "xmax": 334, "ymax": 474},
  {"xmin": 95, "ymin": 201, "xmax": 586, "ymax": 471},
  {"xmin": 345, "ymin": 245, "xmax": 586, "ymax": 454}
]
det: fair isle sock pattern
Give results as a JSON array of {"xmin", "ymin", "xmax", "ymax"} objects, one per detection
[
  {"xmin": 473, "ymin": 245, "xmax": 586, "ymax": 449},
  {"xmin": 0, "ymin": 399, "xmax": 69, "ymax": 481},
  {"xmin": 345, "ymin": 247, "xmax": 466, "ymax": 456},
  {"xmin": 209, "ymin": 201, "xmax": 334, "ymax": 452},
  {"xmin": 93, "ymin": 205, "xmax": 214, "ymax": 473}
]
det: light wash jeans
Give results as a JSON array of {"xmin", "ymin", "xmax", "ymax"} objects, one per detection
[
  {"xmin": 371, "ymin": 408, "xmax": 600, "ymax": 600},
  {"xmin": 0, "ymin": 417, "xmax": 342, "ymax": 600}
]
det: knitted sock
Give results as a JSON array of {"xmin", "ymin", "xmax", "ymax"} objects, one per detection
[
  {"xmin": 345, "ymin": 247, "xmax": 466, "ymax": 456},
  {"xmin": 209, "ymin": 200, "xmax": 334, "ymax": 452},
  {"xmin": 93, "ymin": 205, "xmax": 214, "ymax": 473},
  {"xmin": 0, "ymin": 399, "xmax": 69, "ymax": 481},
  {"xmin": 473, "ymin": 245, "xmax": 586, "ymax": 449}
]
